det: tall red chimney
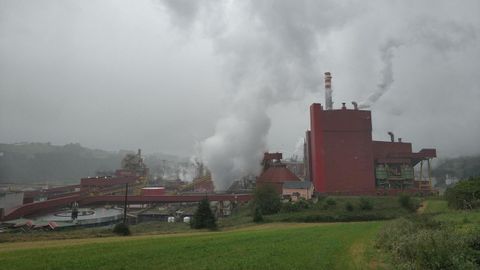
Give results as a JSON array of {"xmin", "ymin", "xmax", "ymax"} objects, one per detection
[{"xmin": 324, "ymin": 72, "xmax": 333, "ymax": 110}]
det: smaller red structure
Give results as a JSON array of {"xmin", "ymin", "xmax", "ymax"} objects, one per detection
[{"xmin": 257, "ymin": 153, "xmax": 301, "ymax": 193}]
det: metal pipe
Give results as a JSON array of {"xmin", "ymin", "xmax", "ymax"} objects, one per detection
[
  {"xmin": 351, "ymin": 102, "xmax": 358, "ymax": 110},
  {"xmin": 388, "ymin": 132, "xmax": 394, "ymax": 142}
]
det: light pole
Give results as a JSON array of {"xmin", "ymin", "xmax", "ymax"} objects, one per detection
[{"xmin": 123, "ymin": 183, "xmax": 128, "ymax": 224}]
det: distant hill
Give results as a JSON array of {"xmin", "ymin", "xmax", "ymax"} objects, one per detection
[
  {"xmin": 0, "ymin": 143, "xmax": 183, "ymax": 184},
  {"xmin": 432, "ymin": 155, "xmax": 480, "ymax": 186}
]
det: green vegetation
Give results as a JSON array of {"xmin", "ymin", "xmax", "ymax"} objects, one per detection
[
  {"xmin": 112, "ymin": 223, "xmax": 131, "ymax": 236},
  {"xmin": 0, "ymin": 222, "xmax": 191, "ymax": 243},
  {"xmin": 4, "ymin": 192, "xmax": 479, "ymax": 269},
  {"xmin": 0, "ymin": 222, "xmax": 383, "ymax": 270},
  {"xmin": 253, "ymin": 206, "xmax": 264, "ymax": 223},
  {"xmin": 377, "ymin": 200, "xmax": 480, "ymax": 270},
  {"xmin": 273, "ymin": 196, "xmax": 415, "ymax": 223},
  {"xmin": 191, "ymin": 198, "xmax": 217, "ymax": 230},
  {"xmin": 445, "ymin": 176, "xmax": 480, "ymax": 209},
  {"xmin": 376, "ymin": 215, "xmax": 479, "ymax": 270},
  {"xmin": 432, "ymin": 155, "xmax": 480, "ymax": 186},
  {"xmin": 377, "ymin": 179, "xmax": 480, "ymax": 270},
  {"xmin": 281, "ymin": 198, "xmax": 311, "ymax": 212},
  {"xmin": 345, "ymin": 202, "xmax": 354, "ymax": 211},
  {"xmin": 398, "ymin": 194, "xmax": 418, "ymax": 212},
  {"xmin": 0, "ymin": 143, "xmax": 122, "ymax": 183},
  {"xmin": 252, "ymin": 185, "xmax": 281, "ymax": 215},
  {"xmin": 358, "ymin": 197, "xmax": 373, "ymax": 211},
  {"xmin": 0, "ymin": 142, "xmax": 182, "ymax": 184}
]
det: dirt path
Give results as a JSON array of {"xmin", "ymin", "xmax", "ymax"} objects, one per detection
[{"xmin": 417, "ymin": 200, "xmax": 428, "ymax": 214}]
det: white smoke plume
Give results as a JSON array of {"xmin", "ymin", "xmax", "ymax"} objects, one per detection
[
  {"xmin": 159, "ymin": 1, "xmax": 479, "ymax": 189},
  {"xmin": 358, "ymin": 39, "xmax": 403, "ymax": 109},
  {"xmin": 160, "ymin": 0, "xmax": 358, "ymax": 190},
  {"xmin": 359, "ymin": 18, "xmax": 478, "ymax": 109}
]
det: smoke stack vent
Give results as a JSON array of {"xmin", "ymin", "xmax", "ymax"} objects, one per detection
[
  {"xmin": 398, "ymin": 138, "xmax": 402, "ymax": 143},
  {"xmin": 342, "ymin": 102, "xmax": 346, "ymax": 110},
  {"xmin": 324, "ymin": 72, "xmax": 333, "ymax": 110},
  {"xmin": 352, "ymin": 101, "xmax": 358, "ymax": 110},
  {"xmin": 388, "ymin": 132, "xmax": 394, "ymax": 142}
]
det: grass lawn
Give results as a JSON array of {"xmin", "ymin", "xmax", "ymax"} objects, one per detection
[
  {"xmin": 423, "ymin": 199, "xmax": 480, "ymax": 227},
  {"xmin": 0, "ymin": 222, "xmax": 383, "ymax": 270}
]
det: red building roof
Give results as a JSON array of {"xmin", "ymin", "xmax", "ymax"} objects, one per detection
[{"xmin": 257, "ymin": 165, "xmax": 301, "ymax": 183}]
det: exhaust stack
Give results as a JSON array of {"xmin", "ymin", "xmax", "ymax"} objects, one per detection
[
  {"xmin": 324, "ymin": 72, "xmax": 333, "ymax": 110},
  {"xmin": 388, "ymin": 132, "xmax": 394, "ymax": 142}
]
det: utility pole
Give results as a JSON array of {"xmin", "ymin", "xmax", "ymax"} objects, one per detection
[{"xmin": 123, "ymin": 183, "xmax": 128, "ymax": 224}]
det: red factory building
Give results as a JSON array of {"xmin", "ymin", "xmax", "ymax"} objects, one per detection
[{"xmin": 304, "ymin": 72, "xmax": 436, "ymax": 195}]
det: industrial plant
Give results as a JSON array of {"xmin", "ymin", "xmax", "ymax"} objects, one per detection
[
  {"xmin": 304, "ymin": 72, "xmax": 437, "ymax": 195},
  {"xmin": 0, "ymin": 72, "xmax": 437, "ymax": 231}
]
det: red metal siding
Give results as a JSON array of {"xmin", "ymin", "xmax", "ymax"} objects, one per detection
[
  {"xmin": 310, "ymin": 104, "xmax": 376, "ymax": 193},
  {"xmin": 372, "ymin": 141, "xmax": 413, "ymax": 160},
  {"xmin": 141, "ymin": 187, "xmax": 166, "ymax": 196},
  {"xmin": 310, "ymin": 103, "xmax": 326, "ymax": 192}
]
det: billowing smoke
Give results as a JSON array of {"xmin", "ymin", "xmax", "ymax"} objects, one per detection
[
  {"xmin": 159, "ymin": 1, "xmax": 479, "ymax": 189},
  {"xmin": 359, "ymin": 19, "xmax": 478, "ymax": 109},
  {"xmin": 358, "ymin": 39, "xmax": 403, "ymax": 109},
  {"xmin": 160, "ymin": 0, "xmax": 358, "ymax": 190}
]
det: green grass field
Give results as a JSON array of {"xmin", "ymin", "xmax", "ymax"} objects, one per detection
[
  {"xmin": 423, "ymin": 199, "xmax": 480, "ymax": 227},
  {"xmin": 0, "ymin": 222, "xmax": 383, "ymax": 270}
]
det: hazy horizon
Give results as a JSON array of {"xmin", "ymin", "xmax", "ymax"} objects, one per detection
[{"xmin": 1, "ymin": 1, "xmax": 479, "ymax": 187}]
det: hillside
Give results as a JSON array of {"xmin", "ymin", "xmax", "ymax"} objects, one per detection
[
  {"xmin": 0, "ymin": 143, "xmax": 184, "ymax": 184},
  {"xmin": 432, "ymin": 155, "xmax": 480, "ymax": 186}
]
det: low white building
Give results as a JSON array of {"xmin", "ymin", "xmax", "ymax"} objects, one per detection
[{"xmin": 0, "ymin": 191, "xmax": 24, "ymax": 217}]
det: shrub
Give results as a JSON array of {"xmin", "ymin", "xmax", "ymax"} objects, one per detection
[
  {"xmin": 296, "ymin": 198, "xmax": 311, "ymax": 209},
  {"xmin": 191, "ymin": 198, "xmax": 217, "ymax": 230},
  {"xmin": 445, "ymin": 176, "xmax": 480, "ymax": 210},
  {"xmin": 358, "ymin": 197, "xmax": 373, "ymax": 210},
  {"xmin": 113, "ymin": 223, "xmax": 131, "ymax": 236},
  {"xmin": 253, "ymin": 185, "xmax": 281, "ymax": 215},
  {"xmin": 398, "ymin": 194, "xmax": 417, "ymax": 212},
  {"xmin": 326, "ymin": 198, "xmax": 336, "ymax": 206},
  {"xmin": 281, "ymin": 199, "xmax": 311, "ymax": 213},
  {"xmin": 253, "ymin": 206, "xmax": 264, "ymax": 223},
  {"xmin": 345, "ymin": 202, "xmax": 354, "ymax": 212},
  {"xmin": 376, "ymin": 216, "xmax": 479, "ymax": 269},
  {"xmin": 282, "ymin": 202, "xmax": 301, "ymax": 212}
]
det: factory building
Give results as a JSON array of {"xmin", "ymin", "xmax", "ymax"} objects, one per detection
[
  {"xmin": 305, "ymin": 72, "xmax": 436, "ymax": 195},
  {"xmin": 257, "ymin": 152, "xmax": 313, "ymax": 200}
]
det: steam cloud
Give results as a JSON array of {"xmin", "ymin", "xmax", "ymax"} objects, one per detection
[
  {"xmin": 160, "ymin": 1, "xmax": 479, "ymax": 189},
  {"xmin": 359, "ymin": 19, "xmax": 478, "ymax": 109},
  {"xmin": 358, "ymin": 39, "xmax": 403, "ymax": 109},
  {"xmin": 160, "ymin": 0, "xmax": 357, "ymax": 189}
]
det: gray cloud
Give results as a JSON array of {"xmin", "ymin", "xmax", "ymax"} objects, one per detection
[{"xmin": 1, "ymin": 0, "xmax": 479, "ymax": 187}]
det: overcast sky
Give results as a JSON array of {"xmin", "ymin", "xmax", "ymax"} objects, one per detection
[{"xmin": 1, "ymin": 0, "xmax": 479, "ymax": 163}]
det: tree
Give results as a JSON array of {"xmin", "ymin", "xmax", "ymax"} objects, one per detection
[
  {"xmin": 445, "ymin": 176, "xmax": 480, "ymax": 209},
  {"xmin": 253, "ymin": 185, "xmax": 281, "ymax": 215},
  {"xmin": 191, "ymin": 198, "xmax": 217, "ymax": 230},
  {"xmin": 253, "ymin": 206, "xmax": 264, "ymax": 222},
  {"xmin": 113, "ymin": 223, "xmax": 131, "ymax": 236}
]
